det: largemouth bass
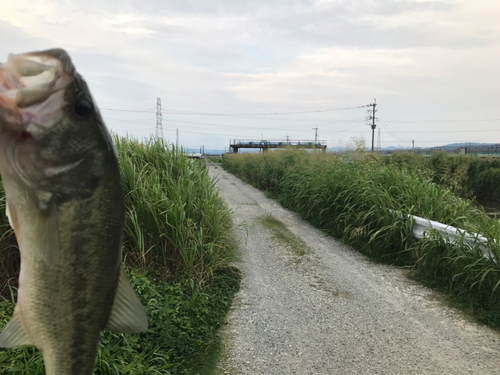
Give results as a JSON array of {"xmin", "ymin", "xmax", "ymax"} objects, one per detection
[{"xmin": 0, "ymin": 49, "xmax": 148, "ymax": 374}]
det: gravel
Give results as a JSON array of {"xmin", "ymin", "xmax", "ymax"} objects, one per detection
[{"xmin": 207, "ymin": 164, "xmax": 500, "ymax": 375}]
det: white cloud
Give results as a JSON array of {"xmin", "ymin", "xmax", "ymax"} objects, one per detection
[{"xmin": 0, "ymin": 0, "xmax": 498, "ymax": 149}]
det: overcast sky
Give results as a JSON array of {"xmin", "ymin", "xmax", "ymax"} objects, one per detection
[{"xmin": 1, "ymin": 0, "xmax": 499, "ymax": 150}]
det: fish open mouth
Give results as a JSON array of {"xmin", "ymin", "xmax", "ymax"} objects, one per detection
[{"xmin": 0, "ymin": 50, "xmax": 74, "ymax": 132}]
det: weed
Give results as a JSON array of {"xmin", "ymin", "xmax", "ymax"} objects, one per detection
[
  {"xmin": 256, "ymin": 215, "xmax": 308, "ymax": 256},
  {"xmin": 116, "ymin": 136, "xmax": 239, "ymax": 285},
  {"xmin": 0, "ymin": 267, "xmax": 241, "ymax": 374},
  {"xmin": 224, "ymin": 150, "xmax": 500, "ymax": 327},
  {"xmin": 0, "ymin": 136, "xmax": 241, "ymax": 373}
]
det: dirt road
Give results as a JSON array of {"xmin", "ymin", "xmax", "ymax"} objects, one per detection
[{"xmin": 207, "ymin": 164, "xmax": 500, "ymax": 375}]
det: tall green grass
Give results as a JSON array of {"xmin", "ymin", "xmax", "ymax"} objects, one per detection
[
  {"xmin": 223, "ymin": 150, "xmax": 500, "ymax": 327},
  {"xmin": 116, "ymin": 137, "xmax": 238, "ymax": 285},
  {"xmin": 0, "ymin": 136, "xmax": 240, "ymax": 373},
  {"xmin": 0, "ymin": 183, "xmax": 19, "ymax": 298},
  {"xmin": 385, "ymin": 152, "xmax": 500, "ymax": 202}
]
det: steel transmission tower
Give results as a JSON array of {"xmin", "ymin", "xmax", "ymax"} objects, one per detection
[
  {"xmin": 376, "ymin": 127, "xmax": 381, "ymax": 151},
  {"xmin": 155, "ymin": 98, "xmax": 163, "ymax": 140}
]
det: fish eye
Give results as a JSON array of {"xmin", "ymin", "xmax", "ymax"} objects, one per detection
[{"xmin": 73, "ymin": 97, "xmax": 94, "ymax": 117}]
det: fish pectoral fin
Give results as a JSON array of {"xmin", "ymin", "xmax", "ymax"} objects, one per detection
[
  {"xmin": 0, "ymin": 310, "xmax": 33, "ymax": 348},
  {"xmin": 5, "ymin": 200, "xmax": 14, "ymax": 229},
  {"xmin": 104, "ymin": 268, "xmax": 148, "ymax": 334},
  {"xmin": 35, "ymin": 196, "xmax": 61, "ymax": 266},
  {"xmin": 6, "ymin": 200, "xmax": 21, "ymax": 246}
]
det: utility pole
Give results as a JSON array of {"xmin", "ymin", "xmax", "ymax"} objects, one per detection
[
  {"xmin": 286, "ymin": 135, "xmax": 289, "ymax": 144},
  {"xmin": 412, "ymin": 139, "xmax": 415, "ymax": 152},
  {"xmin": 312, "ymin": 127, "xmax": 318, "ymax": 146},
  {"xmin": 155, "ymin": 98, "xmax": 163, "ymax": 140},
  {"xmin": 368, "ymin": 99, "xmax": 377, "ymax": 152},
  {"xmin": 176, "ymin": 128, "xmax": 179, "ymax": 151}
]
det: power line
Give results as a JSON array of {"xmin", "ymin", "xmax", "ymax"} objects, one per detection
[
  {"xmin": 100, "ymin": 107, "xmax": 500, "ymax": 124},
  {"xmin": 106, "ymin": 118, "xmax": 156, "ymax": 123},
  {"xmin": 177, "ymin": 129, "xmax": 258, "ymax": 137},
  {"xmin": 383, "ymin": 118, "xmax": 500, "ymax": 123},
  {"xmin": 376, "ymin": 127, "xmax": 381, "ymax": 151},
  {"xmin": 374, "ymin": 129, "xmax": 499, "ymax": 133},
  {"xmin": 165, "ymin": 115, "xmax": 367, "ymax": 123},
  {"xmin": 104, "ymin": 101, "xmax": 499, "ymax": 148},
  {"xmin": 110, "ymin": 120, "xmax": 498, "ymax": 136},
  {"xmin": 165, "ymin": 118, "xmax": 363, "ymax": 130},
  {"xmin": 101, "ymin": 104, "xmax": 370, "ymax": 116},
  {"xmin": 164, "ymin": 105, "xmax": 371, "ymax": 116},
  {"xmin": 109, "ymin": 116, "xmax": 367, "ymax": 131},
  {"xmin": 378, "ymin": 118, "xmax": 410, "ymax": 143},
  {"xmin": 101, "ymin": 108, "xmax": 154, "ymax": 113}
]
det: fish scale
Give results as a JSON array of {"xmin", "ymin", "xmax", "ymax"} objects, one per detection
[{"xmin": 0, "ymin": 49, "xmax": 148, "ymax": 375}]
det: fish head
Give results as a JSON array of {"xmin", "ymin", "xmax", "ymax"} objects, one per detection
[{"xmin": 0, "ymin": 49, "xmax": 114, "ymax": 198}]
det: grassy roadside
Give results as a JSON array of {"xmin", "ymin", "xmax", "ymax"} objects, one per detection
[
  {"xmin": 222, "ymin": 150, "xmax": 500, "ymax": 328},
  {"xmin": 0, "ymin": 137, "xmax": 240, "ymax": 374},
  {"xmin": 256, "ymin": 216, "xmax": 309, "ymax": 256},
  {"xmin": 383, "ymin": 152, "xmax": 500, "ymax": 204},
  {"xmin": 0, "ymin": 267, "xmax": 241, "ymax": 374}
]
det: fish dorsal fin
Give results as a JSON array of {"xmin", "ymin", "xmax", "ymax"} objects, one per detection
[
  {"xmin": 0, "ymin": 310, "xmax": 33, "ymax": 348},
  {"xmin": 104, "ymin": 268, "xmax": 148, "ymax": 334},
  {"xmin": 35, "ymin": 192, "xmax": 61, "ymax": 266}
]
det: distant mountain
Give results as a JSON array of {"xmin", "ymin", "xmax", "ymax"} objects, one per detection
[
  {"xmin": 439, "ymin": 142, "xmax": 495, "ymax": 148},
  {"xmin": 184, "ymin": 148, "xmax": 225, "ymax": 155},
  {"xmin": 327, "ymin": 145, "xmax": 398, "ymax": 152}
]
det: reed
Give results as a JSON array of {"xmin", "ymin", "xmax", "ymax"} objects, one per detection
[
  {"xmin": 116, "ymin": 137, "xmax": 238, "ymax": 285},
  {"xmin": 0, "ymin": 136, "xmax": 240, "ymax": 373},
  {"xmin": 384, "ymin": 152, "xmax": 500, "ymax": 202},
  {"xmin": 223, "ymin": 150, "xmax": 500, "ymax": 326}
]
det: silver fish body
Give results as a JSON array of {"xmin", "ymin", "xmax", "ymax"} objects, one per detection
[{"xmin": 0, "ymin": 49, "xmax": 148, "ymax": 375}]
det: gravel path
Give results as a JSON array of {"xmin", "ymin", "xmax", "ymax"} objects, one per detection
[{"xmin": 207, "ymin": 164, "xmax": 500, "ymax": 375}]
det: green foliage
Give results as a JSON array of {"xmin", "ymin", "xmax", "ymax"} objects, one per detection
[
  {"xmin": 414, "ymin": 231, "xmax": 500, "ymax": 327},
  {"xmin": 0, "ymin": 138, "xmax": 238, "ymax": 294},
  {"xmin": 223, "ymin": 150, "xmax": 500, "ymax": 327},
  {"xmin": 0, "ymin": 267, "xmax": 241, "ymax": 374},
  {"xmin": 116, "ymin": 137, "xmax": 238, "ymax": 285},
  {"xmin": 0, "ymin": 137, "xmax": 241, "ymax": 373},
  {"xmin": 205, "ymin": 156, "xmax": 222, "ymax": 163},
  {"xmin": 257, "ymin": 215, "xmax": 309, "ymax": 256},
  {"xmin": 384, "ymin": 152, "xmax": 500, "ymax": 202},
  {"xmin": 0, "ymin": 180, "xmax": 20, "ymax": 298}
]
